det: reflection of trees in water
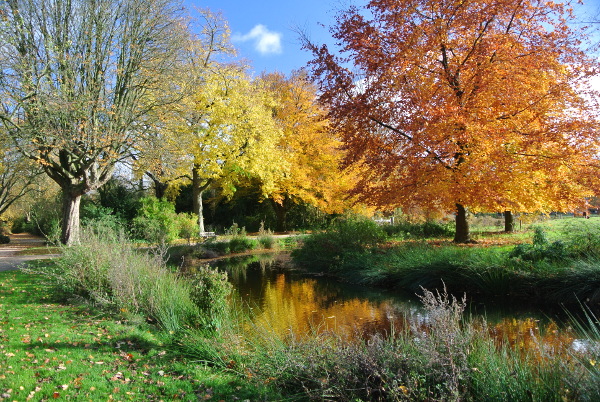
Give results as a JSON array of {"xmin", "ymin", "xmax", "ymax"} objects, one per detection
[{"xmin": 196, "ymin": 255, "xmax": 583, "ymax": 352}]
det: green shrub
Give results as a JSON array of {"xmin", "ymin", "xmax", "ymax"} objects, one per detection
[
  {"xmin": 0, "ymin": 234, "xmax": 10, "ymax": 244},
  {"xmin": 97, "ymin": 177, "xmax": 141, "ymax": 222},
  {"xmin": 189, "ymin": 266, "xmax": 232, "ymax": 331},
  {"xmin": 382, "ymin": 219, "xmax": 454, "ymax": 238},
  {"xmin": 131, "ymin": 196, "xmax": 179, "ymax": 244},
  {"xmin": 81, "ymin": 203, "xmax": 126, "ymax": 233},
  {"xmin": 202, "ymin": 240, "xmax": 231, "ymax": 255},
  {"xmin": 229, "ymin": 236, "xmax": 258, "ymax": 253},
  {"xmin": 257, "ymin": 222, "xmax": 277, "ymax": 249},
  {"xmin": 10, "ymin": 216, "xmax": 34, "ymax": 234},
  {"xmin": 510, "ymin": 227, "xmax": 571, "ymax": 262},
  {"xmin": 29, "ymin": 193, "xmax": 61, "ymax": 240},
  {"xmin": 292, "ymin": 215, "xmax": 386, "ymax": 271},
  {"xmin": 177, "ymin": 213, "xmax": 198, "ymax": 244}
]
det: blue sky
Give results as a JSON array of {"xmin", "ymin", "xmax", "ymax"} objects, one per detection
[
  {"xmin": 185, "ymin": 0, "xmax": 345, "ymax": 75},
  {"xmin": 185, "ymin": 1, "xmax": 600, "ymax": 76}
]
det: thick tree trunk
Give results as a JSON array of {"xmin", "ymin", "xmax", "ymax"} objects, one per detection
[
  {"xmin": 453, "ymin": 203, "xmax": 474, "ymax": 243},
  {"xmin": 61, "ymin": 191, "xmax": 82, "ymax": 245},
  {"xmin": 504, "ymin": 210, "xmax": 514, "ymax": 232}
]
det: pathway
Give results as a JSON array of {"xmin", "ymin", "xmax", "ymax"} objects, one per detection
[{"xmin": 0, "ymin": 233, "xmax": 59, "ymax": 272}]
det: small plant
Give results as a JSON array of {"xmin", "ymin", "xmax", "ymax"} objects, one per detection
[{"xmin": 257, "ymin": 221, "xmax": 277, "ymax": 249}]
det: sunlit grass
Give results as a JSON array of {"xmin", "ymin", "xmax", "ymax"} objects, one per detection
[{"xmin": 0, "ymin": 269, "xmax": 276, "ymax": 400}]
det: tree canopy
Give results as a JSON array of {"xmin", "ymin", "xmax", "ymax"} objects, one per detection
[
  {"xmin": 304, "ymin": 0, "xmax": 600, "ymax": 242},
  {"xmin": 0, "ymin": 0, "xmax": 190, "ymax": 244}
]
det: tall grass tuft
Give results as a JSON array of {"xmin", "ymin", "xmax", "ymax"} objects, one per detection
[{"xmin": 34, "ymin": 226, "xmax": 230, "ymax": 334}]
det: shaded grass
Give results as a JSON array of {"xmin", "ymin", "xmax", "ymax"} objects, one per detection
[{"xmin": 0, "ymin": 269, "xmax": 274, "ymax": 401}]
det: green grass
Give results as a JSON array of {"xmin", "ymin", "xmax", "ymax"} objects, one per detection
[
  {"xmin": 0, "ymin": 268, "xmax": 276, "ymax": 401},
  {"xmin": 292, "ymin": 216, "xmax": 600, "ymax": 309}
]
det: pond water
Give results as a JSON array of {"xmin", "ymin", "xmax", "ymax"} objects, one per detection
[{"xmin": 200, "ymin": 252, "xmax": 584, "ymax": 349}]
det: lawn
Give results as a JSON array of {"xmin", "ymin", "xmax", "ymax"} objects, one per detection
[{"xmin": 0, "ymin": 267, "xmax": 273, "ymax": 401}]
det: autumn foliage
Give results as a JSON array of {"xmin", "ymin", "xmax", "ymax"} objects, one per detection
[{"xmin": 304, "ymin": 0, "xmax": 600, "ymax": 242}]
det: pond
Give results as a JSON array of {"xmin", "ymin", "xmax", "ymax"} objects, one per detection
[{"xmin": 197, "ymin": 252, "xmax": 586, "ymax": 350}]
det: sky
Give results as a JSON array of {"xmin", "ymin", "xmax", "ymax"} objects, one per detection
[
  {"xmin": 185, "ymin": 0, "xmax": 345, "ymax": 75},
  {"xmin": 185, "ymin": 0, "xmax": 600, "ymax": 76}
]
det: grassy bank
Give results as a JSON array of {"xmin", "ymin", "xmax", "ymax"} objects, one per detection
[
  {"xmin": 5, "ymin": 224, "xmax": 600, "ymax": 400},
  {"xmin": 292, "ymin": 216, "xmax": 600, "ymax": 309},
  {"xmin": 0, "ymin": 268, "xmax": 275, "ymax": 401}
]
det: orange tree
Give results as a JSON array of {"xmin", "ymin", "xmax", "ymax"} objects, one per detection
[{"xmin": 303, "ymin": 0, "xmax": 600, "ymax": 242}]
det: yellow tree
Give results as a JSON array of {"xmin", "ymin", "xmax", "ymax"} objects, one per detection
[
  {"xmin": 260, "ymin": 71, "xmax": 355, "ymax": 231},
  {"xmin": 304, "ymin": 0, "xmax": 600, "ymax": 242}
]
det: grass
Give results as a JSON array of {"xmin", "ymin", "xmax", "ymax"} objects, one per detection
[
  {"xmin": 292, "ymin": 216, "xmax": 600, "ymax": 309},
  {"xmin": 0, "ymin": 268, "xmax": 274, "ymax": 401}
]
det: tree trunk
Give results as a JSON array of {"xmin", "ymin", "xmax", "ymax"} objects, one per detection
[
  {"xmin": 192, "ymin": 165, "xmax": 210, "ymax": 235},
  {"xmin": 504, "ymin": 210, "xmax": 514, "ymax": 232},
  {"xmin": 453, "ymin": 203, "xmax": 474, "ymax": 243},
  {"xmin": 271, "ymin": 197, "xmax": 289, "ymax": 233},
  {"xmin": 61, "ymin": 191, "xmax": 82, "ymax": 245},
  {"xmin": 153, "ymin": 179, "xmax": 169, "ymax": 200}
]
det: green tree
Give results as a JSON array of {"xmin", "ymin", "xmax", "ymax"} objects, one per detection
[{"xmin": 0, "ymin": 0, "xmax": 190, "ymax": 244}]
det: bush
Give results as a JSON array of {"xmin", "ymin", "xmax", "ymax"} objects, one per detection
[
  {"xmin": 0, "ymin": 234, "xmax": 10, "ymax": 244},
  {"xmin": 509, "ymin": 227, "xmax": 571, "ymax": 262},
  {"xmin": 382, "ymin": 219, "xmax": 454, "ymax": 238},
  {"xmin": 257, "ymin": 222, "xmax": 277, "ymax": 249},
  {"xmin": 10, "ymin": 216, "xmax": 34, "ymax": 234},
  {"xmin": 81, "ymin": 202, "xmax": 126, "ymax": 233},
  {"xmin": 189, "ymin": 266, "xmax": 232, "ymax": 331},
  {"xmin": 229, "ymin": 236, "xmax": 258, "ymax": 253},
  {"xmin": 29, "ymin": 193, "xmax": 61, "ymax": 240},
  {"xmin": 177, "ymin": 213, "xmax": 197, "ymax": 244},
  {"xmin": 131, "ymin": 196, "xmax": 179, "ymax": 244},
  {"xmin": 292, "ymin": 215, "xmax": 386, "ymax": 271}
]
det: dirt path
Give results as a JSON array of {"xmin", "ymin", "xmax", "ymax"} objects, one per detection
[{"xmin": 0, "ymin": 233, "xmax": 59, "ymax": 272}]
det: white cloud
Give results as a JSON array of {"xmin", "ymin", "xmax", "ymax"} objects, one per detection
[{"xmin": 233, "ymin": 24, "xmax": 282, "ymax": 55}]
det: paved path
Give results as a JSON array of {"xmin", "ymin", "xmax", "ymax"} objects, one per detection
[{"xmin": 0, "ymin": 233, "xmax": 59, "ymax": 272}]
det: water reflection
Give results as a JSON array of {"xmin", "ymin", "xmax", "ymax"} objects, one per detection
[
  {"xmin": 209, "ymin": 253, "xmax": 419, "ymax": 338},
  {"xmin": 198, "ymin": 253, "xmax": 594, "ymax": 352}
]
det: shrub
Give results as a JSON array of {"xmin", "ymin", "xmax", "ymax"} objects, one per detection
[
  {"xmin": 0, "ymin": 234, "xmax": 10, "ymax": 244},
  {"xmin": 510, "ymin": 227, "xmax": 571, "ymax": 262},
  {"xmin": 177, "ymin": 213, "xmax": 197, "ymax": 244},
  {"xmin": 131, "ymin": 196, "xmax": 179, "ymax": 244},
  {"xmin": 382, "ymin": 219, "xmax": 454, "ymax": 238},
  {"xmin": 188, "ymin": 266, "xmax": 232, "ymax": 331},
  {"xmin": 292, "ymin": 215, "xmax": 386, "ymax": 271},
  {"xmin": 29, "ymin": 193, "xmax": 61, "ymax": 240},
  {"xmin": 257, "ymin": 222, "xmax": 277, "ymax": 249},
  {"xmin": 81, "ymin": 202, "xmax": 126, "ymax": 233},
  {"xmin": 229, "ymin": 236, "xmax": 258, "ymax": 253}
]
